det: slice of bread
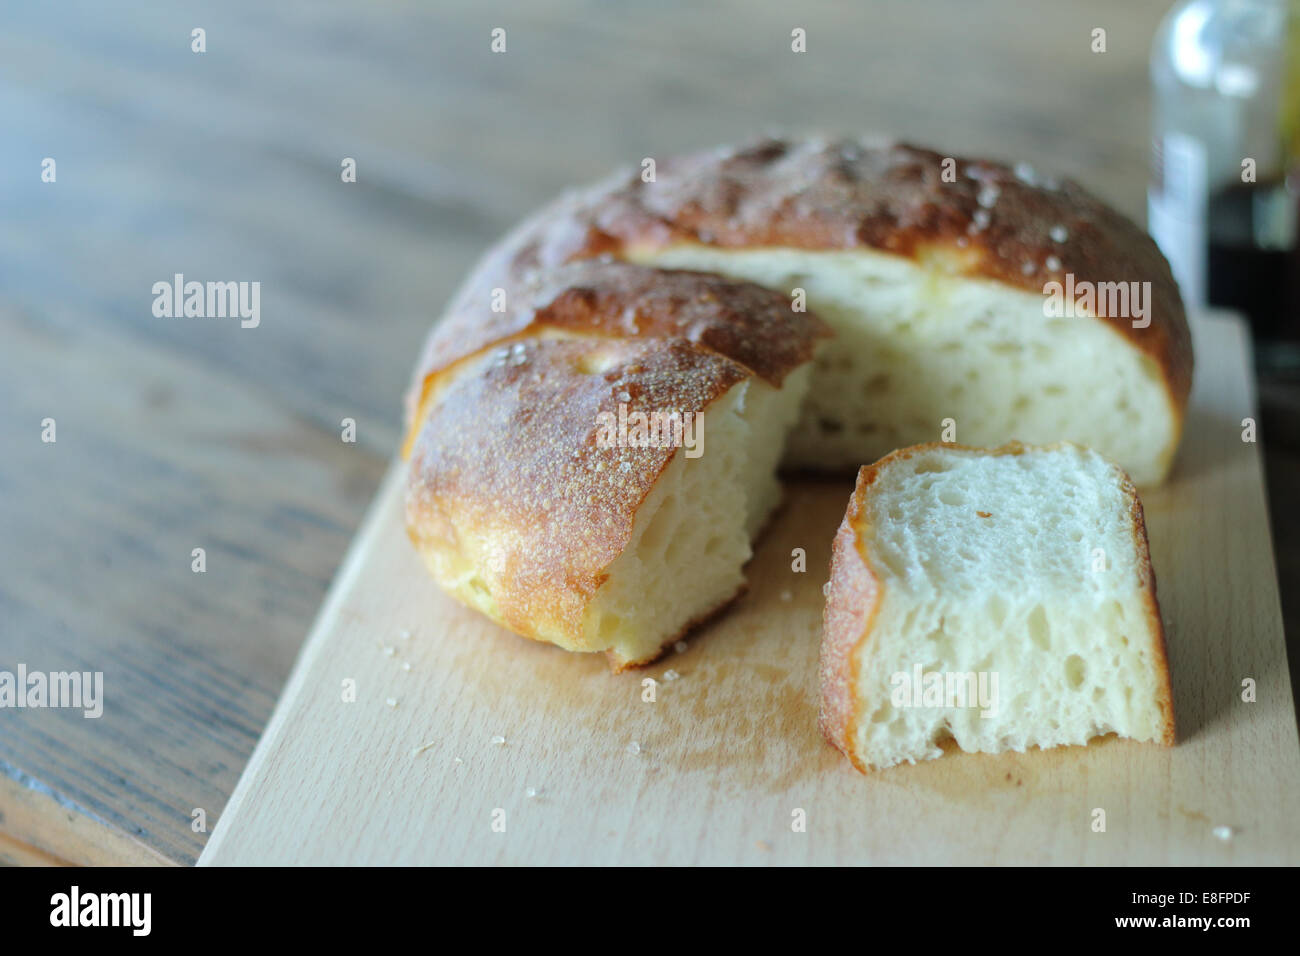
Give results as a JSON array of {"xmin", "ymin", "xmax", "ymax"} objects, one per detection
[
  {"xmin": 818, "ymin": 442, "xmax": 1174, "ymax": 772},
  {"xmin": 585, "ymin": 366, "xmax": 812, "ymax": 666},
  {"xmin": 405, "ymin": 262, "xmax": 827, "ymax": 669}
]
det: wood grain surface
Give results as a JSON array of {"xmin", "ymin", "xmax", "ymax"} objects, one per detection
[
  {"xmin": 2, "ymin": 0, "xmax": 1297, "ymax": 865},
  {"xmin": 199, "ymin": 315, "xmax": 1299, "ymax": 866}
]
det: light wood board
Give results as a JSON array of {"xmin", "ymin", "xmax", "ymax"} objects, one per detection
[{"xmin": 200, "ymin": 313, "xmax": 1300, "ymax": 865}]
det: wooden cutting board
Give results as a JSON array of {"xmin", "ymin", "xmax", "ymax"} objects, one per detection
[{"xmin": 199, "ymin": 313, "xmax": 1300, "ymax": 865}]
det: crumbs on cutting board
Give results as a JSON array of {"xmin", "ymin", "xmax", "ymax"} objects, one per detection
[
  {"xmin": 411, "ymin": 741, "xmax": 465, "ymax": 764},
  {"xmin": 373, "ymin": 631, "xmax": 415, "ymax": 721}
]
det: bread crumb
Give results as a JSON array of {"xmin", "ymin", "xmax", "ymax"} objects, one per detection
[{"xmin": 977, "ymin": 511, "xmax": 992, "ymax": 518}]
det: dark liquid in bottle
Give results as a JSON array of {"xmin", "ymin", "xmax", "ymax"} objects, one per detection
[{"xmin": 1207, "ymin": 179, "xmax": 1299, "ymax": 347}]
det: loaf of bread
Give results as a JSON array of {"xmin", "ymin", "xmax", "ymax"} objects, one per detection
[
  {"xmin": 407, "ymin": 136, "xmax": 1191, "ymax": 487},
  {"xmin": 818, "ymin": 442, "xmax": 1175, "ymax": 772},
  {"xmin": 403, "ymin": 136, "xmax": 1192, "ymax": 668}
]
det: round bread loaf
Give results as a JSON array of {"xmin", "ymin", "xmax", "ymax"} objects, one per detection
[{"xmin": 404, "ymin": 136, "xmax": 1192, "ymax": 668}]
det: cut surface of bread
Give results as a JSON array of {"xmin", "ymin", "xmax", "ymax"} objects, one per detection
[
  {"xmin": 818, "ymin": 442, "xmax": 1174, "ymax": 772},
  {"xmin": 632, "ymin": 246, "xmax": 1176, "ymax": 485},
  {"xmin": 587, "ymin": 370, "xmax": 810, "ymax": 666},
  {"xmin": 404, "ymin": 262, "xmax": 826, "ymax": 669}
]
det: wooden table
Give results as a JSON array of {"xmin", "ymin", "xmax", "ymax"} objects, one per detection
[{"xmin": 2, "ymin": 0, "xmax": 1295, "ymax": 865}]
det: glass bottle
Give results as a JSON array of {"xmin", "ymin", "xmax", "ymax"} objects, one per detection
[{"xmin": 1149, "ymin": 0, "xmax": 1299, "ymax": 373}]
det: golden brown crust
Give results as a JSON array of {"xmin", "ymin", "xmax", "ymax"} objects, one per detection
[
  {"xmin": 408, "ymin": 136, "xmax": 1191, "ymax": 448},
  {"xmin": 818, "ymin": 441, "xmax": 1175, "ymax": 770},
  {"xmin": 403, "ymin": 258, "xmax": 829, "ymax": 456},
  {"xmin": 816, "ymin": 467, "xmax": 880, "ymax": 771},
  {"xmin": 1115, "ymin": 467, "xmax": 1177, "ymax": 745}
]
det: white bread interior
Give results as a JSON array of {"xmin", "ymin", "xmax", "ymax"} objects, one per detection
[
  {"xmin": 628, "ymin": 245, "xmax": 1178, "ymax": 486},
  {"xmin": 590, "ymin": 366, "xmax": 812, "ymax": 666},
  {"xmin": 842, "ymin": 443, "xmax": 1170, "ymax": 770}
]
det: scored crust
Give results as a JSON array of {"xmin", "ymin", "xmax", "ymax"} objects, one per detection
[
  {"xmin": 405, "ymin": 136, "xmax": 1192, "ymax": 450},
  {"xmin": 816, "ymin": 441, "xmax": 1176, "ymax": 772},
  {"xmin": 405, "ymin": 262, "xmax": 829, "ymax": 660}
]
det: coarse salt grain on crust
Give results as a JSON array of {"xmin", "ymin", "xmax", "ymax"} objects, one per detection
[{"xmin": 403, "ymin": 259, "xmax": 827, "ymax": 457}]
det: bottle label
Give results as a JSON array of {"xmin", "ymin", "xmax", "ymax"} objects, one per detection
[{"xmin": 1148, "ymin": 131, "xmax": 1208, "ymax": 309}]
